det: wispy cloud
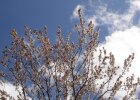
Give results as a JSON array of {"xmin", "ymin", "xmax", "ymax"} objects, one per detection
[{"xmin": 72, "ymin": 0, "xmax": 140, "ymax": 32}]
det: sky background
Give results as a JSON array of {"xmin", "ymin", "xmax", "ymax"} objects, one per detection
[
  {"xmin": 1, "ymin": 0, "xmax": 140, "ymax": 99},
  {"xmin": 0, "ymin": 0, "xmax": 81, "ymax": 53}
]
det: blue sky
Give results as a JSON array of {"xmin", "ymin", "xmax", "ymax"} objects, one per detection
[
  {"xmin": 0, "ymin": 0, "xmax": 81, "ymax": 54},
  {"xmin": 1, "ymin": 0, "xmax": 140, "ymax": 99},
  {"xmin": 1, "ymin": 1, "xmax": 140, "ymax": 54},
  {"xmin": 1, "ymin": 0, "xmax": 138, "ymax": 54}
]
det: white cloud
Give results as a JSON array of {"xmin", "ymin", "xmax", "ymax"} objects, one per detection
[
  {"xmin": 130, "ymin": 0, "xmax": 140, "ymax": 10},
  {"xmin": 98, "ymin": 26, "xmax": 140, "ymax": 99},
  {"xmin": 87, "ymin": 1, "xmax": 138, "ymax": 32},
  {"xmin": 72, "ymin": 0, "xmax": 140, "ymax": 32},
  {"xmin": 0, "ymin": 82, "xmax": 31, "ymax": 100},
  {"xmin": 0, "ymin": 82, "xmax": 21, "ymax": 99}
]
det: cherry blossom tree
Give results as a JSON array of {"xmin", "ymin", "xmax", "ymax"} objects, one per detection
[{"xmin": 0, "ymin": 9, "xmax": 140, "ymax": 100}]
